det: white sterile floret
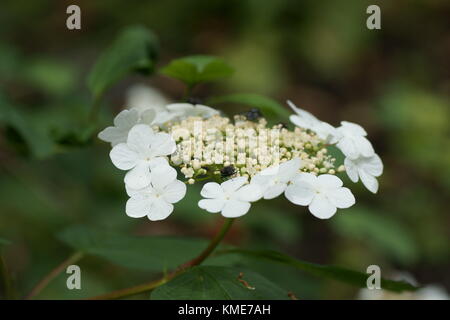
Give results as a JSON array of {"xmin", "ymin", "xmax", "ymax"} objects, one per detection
[
  {"xmin": 125, "ymin": 165, "xmax": 186, "ymax": 221},
  {"xmin": 98, "ymin": 108, "xmax": 157, "ymax": 147},
  {"xmin": 198, "ymin": 177, "xmax": 262, "ymax": 218},
  {"xmin": 287, "ymin": 100, "xmax": 338, "ymax": 143},
  {"xmin": 335, "ymin": 121, "xmax": 375, "ymax": 159},
  {"xmin": 250, "ymin": 158, "xmax": 302, "ymax": 199},
  {"xmin": 345, "ymin": 154, "xmax": 383, "ymax": 194},
  {"xmin": 285, "ymin": 173, "xmax": 355, "ymax": 219},
  {"xmin": 166, "ymin": 103, "xmax": 219, "ymax": 121},
  {"xmin": 109, "ymin": 124, "xmax": 176, "ymax": 189}
]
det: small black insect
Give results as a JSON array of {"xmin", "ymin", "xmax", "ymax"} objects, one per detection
[
  {"xmin": 243, "ymin": 108, "xmax": 262, "ymax": 121},
  {"xmin": 220, "ymin": 165, "xmax": 236, "ymax": 177},
  {"xmin": 186, "ymin": 97, "xmax": 204, "ymax": 105}
]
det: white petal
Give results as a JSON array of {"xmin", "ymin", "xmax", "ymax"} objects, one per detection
[
  {"xmin": 354, "ymin": 136, "xmax": 375, "ymax": 158},
  {"xmin": 163, "ymin": 180, "xmax": 187, "ymax": 203},
  {"xmin": 194, "ymin": 105, "xmax": 220, "ymax": 118},
  {"xmin": 98, "ymin": 126, "xmax": 127, "ymax": 146},
  {"xmin": 126, "ymin": 197, "xmax": 150, "ymax": 218},
  {"xmin": 150, "ymin": 165, "xmax": 177, "ymax": 190},
  {"xmin": 127, "ymin": 124, "xmax": 155, "ymax": 152},
  {"xmin": 337, "ymin": 138, "xmax": 359, "ymax": 159},
  {"xmin": 285, "ymin": 182, "xmax": 315, "ymax": 206},
  {"xmin": 263, "ymin": 183, "xmax": 286, "ymax": 200},
  {"xmin": 238, "ymin": 184, "xmax": 263, "ymax": 202},
  {"xmin": 344, "ymin": 157, "xmax": 359, "ymax": 183},
  {"xmin": 221, "ymin": 200, "xmax": 251, "ymax": 218},
  {"xmin": 359, "ymin": 170, "xmax": 379, "ymax": 193},
  {"xmin": 278, "ymin": 158, "xmax": 301, "ymax": 182},
  {"xmin": 200, "ymin": 182, "xmax": 223, "ymax": 198},
  {"xmin": 361, "ymin": 154, "xmax": 383, "ymax": 177},
  {"xmin": 251, "ymin": 173, "xmax": 273, "ymax": 187},
  {"xmin": 153, "ymin": 111, "xmax": 178, "ymax": 126},
  {"xmin": 293, "ymin": 172, "xmax": 317, "ymax": 185},
  {"xmin": 125, "ymin": 184, "xmax": 152, "ymax": 199},
  {"xmin": 149, "ymin": 132, "xmax": 176, "ymax": 157},
  {"xmin": 318, "ymin": 122, "xmax": 339, "ymax": 143},
  {"xmin": 198, "ymin": 199, "xmax": 225, "ymax": 213},
  {"xmin": 327, "ymin": 187, "xmax": 355, "ymax": 208},
  {"xmin": 114, "ymin": 109, "xmax": 139, "ymax": 128},
  {"xmin": 109, "ymin": 143, "xmax": 138, "ymax": 170},
  {"xmin": 287, "ymin": 100, "xmax": 301, "ymax": 114},
  {"xmin": 317, "ymin": 174, "xmax": 343, "ymax": 189},
  {"xmin": 124, "ymin": 162, "xmax": 151, "ymax": 189},
  {"xmin": 140, "ymin": 109, "xmax": 156, "ymax": 125},
  {"xmin": 166, "ymin": 103, "xmax": 194, "ymax": 114},
  {"xmin": 149, "ymin": 157, "xmax": 169, "ymax": 169},
  {"xmin": 221, "ymin": 176, "xmax": 248, "ymax": 193},
  {"xmin": 308, "ymin": 194, "xmax": 337, "ymax": 219},
  {"xmin": 340, "ymin": 121, "xmax": 367, "ymax": 136},
  {"xmin": 148, "ymin": 199, "xmax": 173, "ymax": 221},
  {"xmin": 289, "ymin": 115, "xmax": 308, "ymax": 129}
]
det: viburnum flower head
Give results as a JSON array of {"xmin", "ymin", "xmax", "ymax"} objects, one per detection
[
  {"xmin": 285, "ymin": 173, "xmax": 355, "ymax": 219},
  {"xmin": 251, "ymin": 158, "xmax": 302, "ymax": 200},
  {"xmin": 345, "ymin": 154, "xmax": 383, "ymax": 193},
  {"xmin": 98, "ymin": 95, "xmax": 384, "ymax": 223},
  {"xmin": 98, "ymin": 108, "xmax": 156, "ymax": 146},
  {"xmin": 125, "ymin": 165, "xmax": 186, "ymax": 221},
  {"xmin": 199, "ymin": 177, "xmax": 262, "ymax": 218},
  {"xmin": 109, "ymin": 124, "xmax": 176, "ymax": 189}
]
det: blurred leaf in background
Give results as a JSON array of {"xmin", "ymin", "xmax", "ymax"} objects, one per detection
[{"xmin": 87, "ymin": 26, "xmax": 159, "ymax": 100}]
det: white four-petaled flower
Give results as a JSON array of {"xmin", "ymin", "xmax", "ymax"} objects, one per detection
[
  {"xmin": 125, "ymin": 165, "xmax": 186, "ymax": 221},
  {"xmin": 285, "ymin": 173, "xmax": 355, "ymax": 219},
  {"xmin": 98, "ymin": 108, "xmax": 156, "ymax": 146},
  {"xmin": 250, "ymin": 158, "xmax": 302, "ymax": 199},
  {"xmin": 109, "ymin": 124, "xmax": 176, "ymax": 189},
  {"xmin": 198, "ymin": 177, "xmax": 262, "ymax": 218},
  {"xmin": 345, "ymin": 154, "xmax": 383, "ymax": 193}
]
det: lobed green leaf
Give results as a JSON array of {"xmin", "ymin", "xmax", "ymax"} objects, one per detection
[{"xmin": 151, "ymin": 266, "xmax": 289, "ymax": 300}]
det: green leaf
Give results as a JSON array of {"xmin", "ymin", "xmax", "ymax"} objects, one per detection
[
  {"xmin": 151, "ymin": 266, "xmax": 288, "ymax": 300},
  {"xmin": 160, "ymin": 55, "xmax": 233, "ymax": 87},
  {"xmin": 208, "ymin": 93, "xmax": 290, "ymax": 120},
  {"xmin": 87, "ymin": 26, "xmax": 159, "ymax": 99},
  {"xmin": 223, "ymin": 249, "xmax": 418, "ymax": 293},
  {"xmin": 0, "ymin": 95, "xmax": 54, "ymax": 159},
  {"xmin": 331, "ymin": 208, "xmax": 419, "ymax": 264},
  {"xmin": 58, "ymin": 225, "xmax": 209, "ymax": 272}
]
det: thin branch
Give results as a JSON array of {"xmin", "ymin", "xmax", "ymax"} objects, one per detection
[{"xmin": 25, "ymin": 252, "xmax": 84, "ymax": 300}]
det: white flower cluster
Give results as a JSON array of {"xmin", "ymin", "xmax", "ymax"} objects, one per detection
[
  {"xmin": 288, "ymin": 100, "xmax": 383, "ymax": 193},
  {"xmin": 98, "ymin": 97, "xmax": 383, "ymax": 221}
]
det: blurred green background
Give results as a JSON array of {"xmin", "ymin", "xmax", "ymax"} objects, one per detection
[{"xmin": 0, "ymin": 0, "xmax": 449, "ymax": 299}]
